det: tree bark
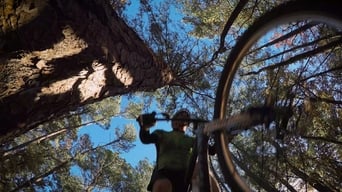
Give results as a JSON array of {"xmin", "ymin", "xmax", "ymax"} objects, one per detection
[{"xmin": 0, "ymin": 0, "xmax": 173, "ymax": 143}]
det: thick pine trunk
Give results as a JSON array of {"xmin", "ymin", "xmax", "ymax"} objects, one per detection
[{"xmin": 0, "ymin": 0, "xmax": 172, "ymax": 142}]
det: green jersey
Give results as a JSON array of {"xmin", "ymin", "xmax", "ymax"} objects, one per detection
[{"xmin": 140, "ymin": 129, "xmax": 195, "ymax": 171}]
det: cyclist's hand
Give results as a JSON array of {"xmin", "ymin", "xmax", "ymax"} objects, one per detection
[{"xmin": 137, "ymin": 112, "xmax": 156, "ymax": 129}]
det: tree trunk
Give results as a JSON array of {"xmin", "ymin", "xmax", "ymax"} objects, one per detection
[{"xmin": 0, "ymin": 0, "xmax": 173, "ymax": 143}]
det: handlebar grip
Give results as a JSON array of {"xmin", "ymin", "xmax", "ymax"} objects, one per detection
[{"xmin": 137, "ymin": 112, "xmax": 157, "ymax": 127}]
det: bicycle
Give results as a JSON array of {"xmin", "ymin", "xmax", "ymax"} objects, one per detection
[
  {"xmin": 139, "ymin": 0, "xmax": 342, "ymax": 191},
  {"xmin": 137, "ymin": 107, "xmax": 273, "ymax": 192},
  {"xmin": 137, "ymin": 112, "xmax": 212, "ymax": 192}
]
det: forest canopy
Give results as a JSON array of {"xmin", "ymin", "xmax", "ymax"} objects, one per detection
[{"xmin": 0, "ymin": 0, "xmax": 341, "ymax": 191}]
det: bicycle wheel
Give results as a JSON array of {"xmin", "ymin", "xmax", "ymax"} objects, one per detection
[{"xmin": 214, "ymin": 0, "xmax": 342, "ymax": 191}]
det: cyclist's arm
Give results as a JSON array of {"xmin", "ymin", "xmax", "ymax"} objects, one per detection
[
  {"xmin": 139, "ymin": 127, "xmax": 158, "ymax": 144},
  {"xmin": 137, "ymin": 113, "xmax": 158, "ymax": 144}
]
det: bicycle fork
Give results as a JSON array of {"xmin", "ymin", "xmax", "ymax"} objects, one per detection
[{"xmin": 197, "ymin": 123, "xmax": 211, "ymax": 192}]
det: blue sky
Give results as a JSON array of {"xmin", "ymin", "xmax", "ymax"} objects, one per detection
[
  {"xmin": 78, "ymin": 93, "xmax": 172, "ymax": 167},
  {"xmin": 78, "ymin": 114, "xmax": 171, "ymax": 167}
]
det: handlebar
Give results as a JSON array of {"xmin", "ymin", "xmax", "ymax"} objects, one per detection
[
  {"xmin": 136, "ymin": 111, "xmax": 208, "ymax": 127},
  {"xmin": 137, "ymin": 106, "xmax": 288, "ymax": 134}
]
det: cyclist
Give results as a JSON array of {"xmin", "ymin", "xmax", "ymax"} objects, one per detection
[{"xmin": 138, "ymin": 109, "xmax": 193, "ymax": 192}]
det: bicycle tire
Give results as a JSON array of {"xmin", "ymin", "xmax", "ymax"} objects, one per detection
[{"xmin": 214, "ymin": 0, "xmax": 342, "ymax": 191}]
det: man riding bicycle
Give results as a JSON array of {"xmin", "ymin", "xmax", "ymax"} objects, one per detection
[{"xmin": 137, "ymin": 109, "xmax": 220, "ymax": 192}]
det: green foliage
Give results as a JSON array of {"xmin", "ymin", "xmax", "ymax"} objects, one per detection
[
  {"xmin": 123, "ymin": 100, "xmax": 144, "ymax": 119},
  {"xmin": 123, "ymin": 0, "xmax": 219, "ymax": 115},
  {"xmin": 180, "ymin": 0, "xmax": 235, "ymax": 38},
  {"xmin": 82, "ymin": 97, "xmax": 122, "ymax": 129},
  {"xmin": 121, "ymin": 123, "xmax": 137, "ymax": 142},
  {"xmin": 0, "ymin": 93, "xmax": 151, "ymax": 191},
  {"xmin": 2, "ymin": 0, "xmax": 340, "ymax": 191},
  {"xmin": 0, "ymin": 124, "xmax": 148, "ymax": 191}
]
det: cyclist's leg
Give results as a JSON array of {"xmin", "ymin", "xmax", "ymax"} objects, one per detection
[
  {"xmin": 148, "ymin": 169, "xmax": 172, "ymax": 192},
  {"xmin": 151, "ymin": 169, "xmax": 189, "ymax": 192},
  {"xmin": 152, "ymin": 178, "xmax": 172, "ymax": 192}
]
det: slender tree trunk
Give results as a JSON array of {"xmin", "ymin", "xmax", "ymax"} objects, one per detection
[
  {"xmin": 0, "ymin": 0, "xmax": 172, "ymax": 143},
  {"xmin": 2, "ymin": 118, "xmax": 102, "ymax": 158},
  {"xmin": 10, "ymin": 136, "xmax": 124, "ymax": 191}
]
